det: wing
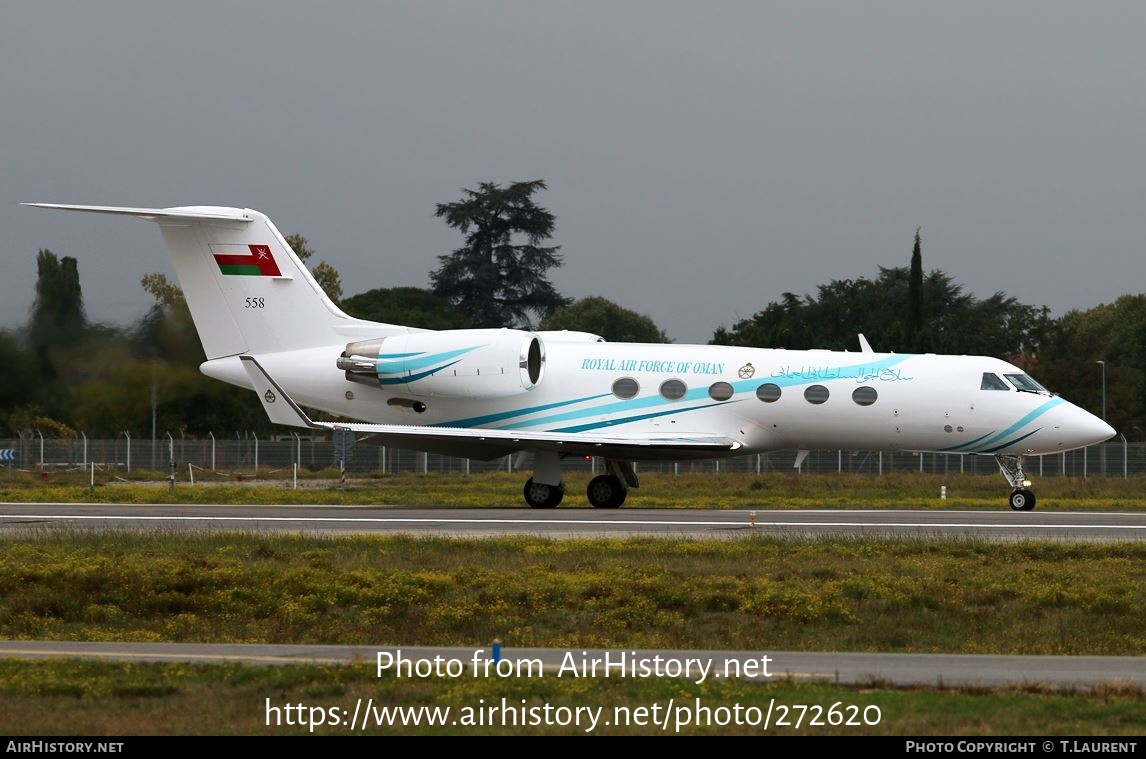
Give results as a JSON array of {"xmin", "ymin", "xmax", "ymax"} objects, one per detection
[{"xmin": 240, "ymin": 356, "xmax": 742, "ymax": 461}]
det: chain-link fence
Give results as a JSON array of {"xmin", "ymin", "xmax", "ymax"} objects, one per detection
[{"xmin": 0, "ymin": 433, "xmax": 1138, "ymax": 479}]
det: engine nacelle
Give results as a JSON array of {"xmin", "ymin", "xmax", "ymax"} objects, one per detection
[{"xmin": 336, "ymin": 328, "xmax": 544, "ymax": 399}]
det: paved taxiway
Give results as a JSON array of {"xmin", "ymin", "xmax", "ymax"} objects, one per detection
[{"xmin": 3, "ymin": 502, "xmax": 1144, "ymax": 691}]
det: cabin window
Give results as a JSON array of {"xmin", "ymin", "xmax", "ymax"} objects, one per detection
[
  {"xmin": 981, "ymin": 373, "xmax": 1009, "ymax": 391},
  {"xmin": 852, "ymin": 386, "xmax": 878, "ymax": 406},
  {"xmin": 660, "ymin": 379, "xmax": 687, "ymax": 400},
  {"xmin": 612, "ymin": 377, "xmax": 639, "ymax": 399},
  {"xmin": 708, "ymin": 382, "xmax": 734, "ymax": 401},
  {"xmin": 756, "ymin": 383, "xmax": 781, "ymax": 403},
  {"xmin": 1005, "ymin": 373, "xmax": 1048, "ymax": 393},
  {"xmin": 804, "ymin": 385, "xmax": 829, "ymax": 404}
]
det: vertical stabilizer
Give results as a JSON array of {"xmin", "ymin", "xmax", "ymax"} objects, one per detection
[{"xmin": 23, "ymin": 204, "xmax": 371, "ymax": 359}]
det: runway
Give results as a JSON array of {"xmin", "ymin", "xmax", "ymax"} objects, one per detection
[
  {"xmin": 3, "ymin": 501, "xmax": 1144, "ymax": 692},
  {"xmin": 2, "ymin": 502, "xmax": 1146, "ymax": 542}
]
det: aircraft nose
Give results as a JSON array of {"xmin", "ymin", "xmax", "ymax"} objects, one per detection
[{"xmin": 1059, "ymin": 405, "xmax": 1116, "ymax": 448}]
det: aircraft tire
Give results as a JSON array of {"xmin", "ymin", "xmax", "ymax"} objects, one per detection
[
  {"xmin": 524, "ymin": 478, "xmax": 563, "ymax": 508},
  {"xmin": 587, "ymin": 474, "xmax": 626, "ymax": 508},
  {"xmin": 1008, "ymin": 488, "xmax": 1036, "ymax": 512}
]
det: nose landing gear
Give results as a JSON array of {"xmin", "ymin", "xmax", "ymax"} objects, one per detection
[
  {"xmin": 996, "ymin": 454, "xmax": 1037, "ymax": 511},
  {"xmin": 1008, "ymin": 488, "xmax": 1036, "ymax": 512}
]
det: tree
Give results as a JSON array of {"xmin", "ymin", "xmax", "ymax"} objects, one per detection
[
  {"xmin": 140, "ymin": 272, "xmax": 184, "ymax": 308},
  {"xmin": 907, "ymin": 227, "xmax": 925, "ymax": 351},
  {"xmin": 29, "ymin": 249, "xmax": 86, "ymax": 344},
  {"xmin": 311, "ymin": 261, "xmax": 343, "ymax": 304},
  {"xmin": 711, "ymin": 265, "xmax": 1048, "ymax": 359},
  {"xmin": 0, "ymin": 330, "xmax": 39, "ymax": 433},
  {"xmin": 340, "ymin": 287, "xmax": 471, "ymax": 330},
  {"xmin": 285, "ymin": 234, "xmax": 343, "ymax": 304},
  {"xmin": 540, "ymin": 296, "xmax": 669, "ymax": 343},
  {"xmin": 430, "ymin": 179, "xmax": 569, "ymax": 329},
  {"xmin": 1034, "ymin": 295, "xmax": 1146, "ymax": 437}
]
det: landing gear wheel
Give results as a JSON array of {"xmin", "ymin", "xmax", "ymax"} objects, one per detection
[
  {"xmin": 1009, "ymin": 488, "xmax": 1036, "ymax": 512},
  {"xmin": 587, "ymin": 474, "xmax": 626, "ymax": 508},
  {"xmin": 524, "ymin": 478, "xmax": 564, "ymax": 508}
]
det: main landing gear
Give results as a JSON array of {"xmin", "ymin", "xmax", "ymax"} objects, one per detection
[
  {"xmin": 586, "ymin": 473, "xmax": 626, "ymax": 508},
  {"xmin": 521, "ymin": 453, "xmax": 637, "ymax": 508},
  {"xmin": 523, "ymin": 478, "xmax": 564, "ymax": 508},
  {"xmin": 996, "ymin": 454, "xmax": 1036, "ymax": 511}
]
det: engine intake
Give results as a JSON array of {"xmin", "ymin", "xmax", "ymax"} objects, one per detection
[{"xmin": 337, "ymin": 328, "xmax": 544, "ymax": 399}]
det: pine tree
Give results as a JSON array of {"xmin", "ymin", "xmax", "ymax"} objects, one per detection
[{"xmin": 430, "ymin": 180, "xmax": 569, "ymax": 328}]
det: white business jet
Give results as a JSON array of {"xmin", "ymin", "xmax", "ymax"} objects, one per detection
[{"xmin": 23, "ymin": 203, "xmax": 1115, "ymax": 511}]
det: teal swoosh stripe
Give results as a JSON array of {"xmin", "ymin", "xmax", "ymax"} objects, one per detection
[
  {"xmin": 939, "ymin": 430, "xmax": 996, "ymax": 452},
  {"xmin": 437, "ymin": 393, "xmax": 612, "ymax": 428},
  {"xmin": 982, "ymin": 429, "xmax": 1041, "ymax": 453},
  {"xmin": 378, "ymin": 359, "xmax": 464, "ymax": 385},
  {"xmin": 965, "ymin": 397, "xmax": 1064, "ymax": 451},
  {"xmin": 939, "ymin": 397, "xmax": 1064, "ymax": 453},
  {"xmin": 376, "ymin": 346, "xmax": 481, "ymax": 375},
  {"xmin": 500, "ymin": 385, "xmax": 720, "ymax": 430},
  {"xmin": 550, "ymin": 401, "xmax": 733, "ymax": 433}
]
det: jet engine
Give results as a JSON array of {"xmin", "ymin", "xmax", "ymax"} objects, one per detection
[{"xmin": 336, "ymin": 328, "xmax": 544, "ymax": 399}]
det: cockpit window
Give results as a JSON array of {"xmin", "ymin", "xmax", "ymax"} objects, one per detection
[
  {"xmin": 981, "ymin": 373, "xmax": 1009, "ymax": 391},
  {"xmin": 1005, "ymin": 373, "xmax": 1048, "ymax": 393}
]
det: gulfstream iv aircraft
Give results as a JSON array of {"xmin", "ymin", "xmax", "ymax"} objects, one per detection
[{"xmin": 24, "ymin": 203, "xmax": 1116, "ymax": 511}]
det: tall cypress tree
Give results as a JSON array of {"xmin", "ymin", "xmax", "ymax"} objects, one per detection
[
  {"xmin": 29, "ymin": 249, "xmax": 86, "ymax": 345},
  {"xmin": 907, "ymin": 227, "xmax": 924, "ymax": 352}
]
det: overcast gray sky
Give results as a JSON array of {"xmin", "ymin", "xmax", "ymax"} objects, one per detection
[{"xmin": 4, "ymin": 1, "xmax": 1144, "ymax": 345}]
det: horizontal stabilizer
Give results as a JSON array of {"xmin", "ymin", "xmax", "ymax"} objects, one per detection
[{"xmin": 22, "ymin": 203, "xmax": 254, "ymax": 223}]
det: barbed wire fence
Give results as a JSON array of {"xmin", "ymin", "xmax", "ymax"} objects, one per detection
[{"xmin": 1, "ymin": 431, "xmax": 1139, "ymax": 481}]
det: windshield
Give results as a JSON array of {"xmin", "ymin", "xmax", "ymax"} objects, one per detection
[
  {"xmin": 1004, "ymin": 373, "xmax": 1049, "ymax": 393},
  {"xmin": 981, "ymin": 373, "xmax": 1009, "ymax": 391}
]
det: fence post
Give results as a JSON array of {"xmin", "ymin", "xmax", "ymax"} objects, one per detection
[{"xmin": 208, "ymin": 431, "xmax": 216, "ymax": 470}]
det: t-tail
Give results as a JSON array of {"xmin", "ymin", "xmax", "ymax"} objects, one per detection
[{"xmin": 21, "ymin": 204, "xmax": 389, "ymax": 359}]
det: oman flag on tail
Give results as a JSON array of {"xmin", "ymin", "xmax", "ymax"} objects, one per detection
[{"xmin": 210, "ymin": 244, "xmax": 283, "ymax": 276}]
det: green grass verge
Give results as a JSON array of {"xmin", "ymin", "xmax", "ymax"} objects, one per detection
[{"xmin": 2, "ymin": 470, "xmax": 1144, "ymax": 509}]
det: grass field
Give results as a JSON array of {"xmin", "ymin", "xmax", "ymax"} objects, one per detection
[{"xmin": 2, "ymin": 468, "xmax": 1144, "ymax": 510}]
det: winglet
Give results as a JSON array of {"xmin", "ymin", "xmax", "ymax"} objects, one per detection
[
  {"xmin": 857, "ymin": 333, "xmax": 874, "ymax": 353},
  {"xmin": 239, "ymin": 356, "xmax": 322, "ymax": 430}
]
